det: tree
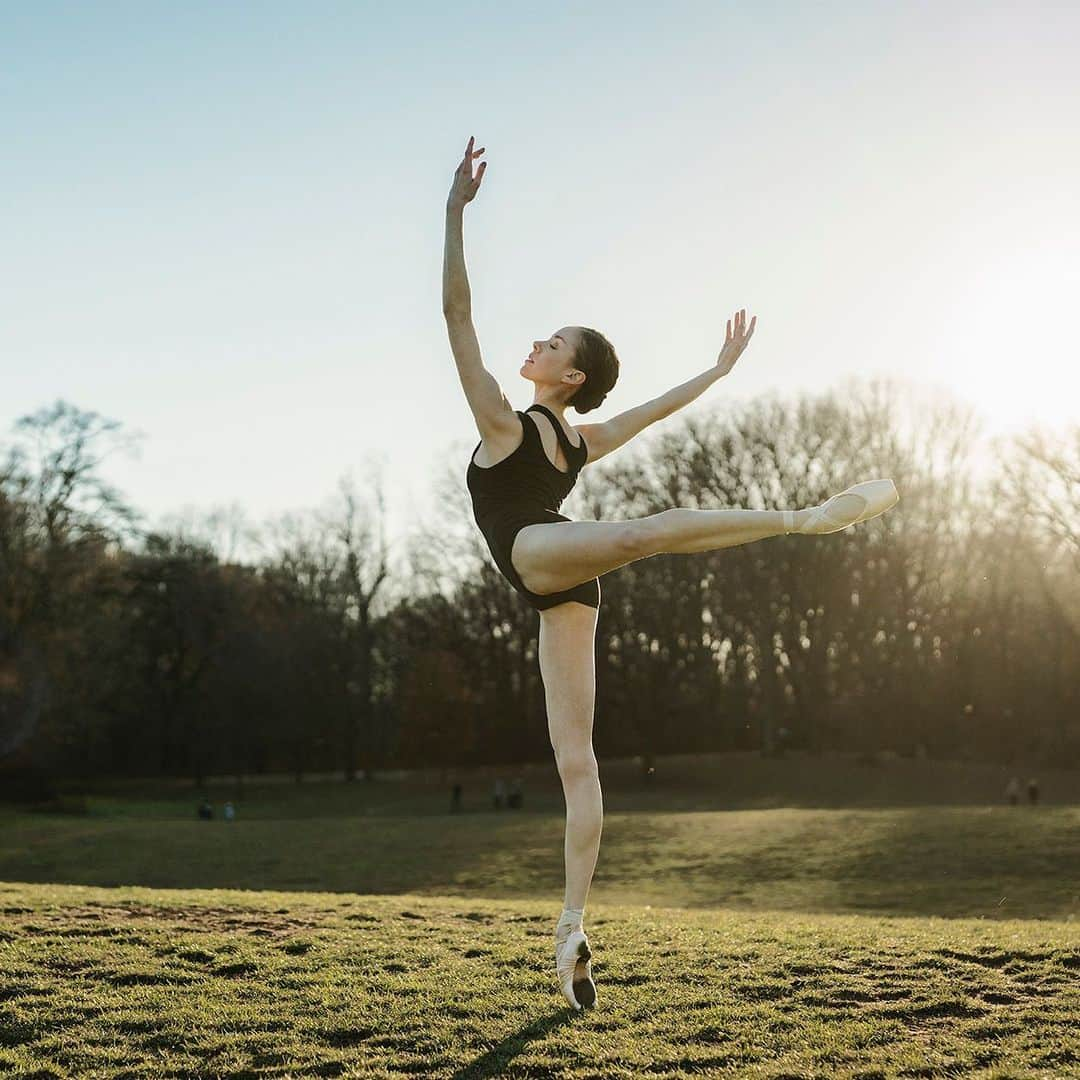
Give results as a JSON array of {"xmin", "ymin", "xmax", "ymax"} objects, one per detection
[{"xmin": 0, "ymin": 401, "xmax": 137, "ymax": 780}]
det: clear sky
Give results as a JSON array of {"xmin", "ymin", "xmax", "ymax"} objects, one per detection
[{"xmin": 3, "ymin": 1, "xmax": 1077, "ymax": 551}]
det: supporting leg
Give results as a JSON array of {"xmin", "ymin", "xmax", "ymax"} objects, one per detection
[
  {"xmin": 538, "ymin": 603, "xmax": 603, "ymax": 915},
  {"xmin": 557, "ymin": 752, "xmax": 603, "ymax": 912}
]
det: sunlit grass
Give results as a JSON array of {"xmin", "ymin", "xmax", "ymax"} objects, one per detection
[
  {"xmin": 3, "ymin": 803, "xmax": 1078, "ymax": 921},
  {"xmin": 3, "ymin": 756, "xmax": 1078, "ymax": 1076},
  {"xmin": 1, "ymin": 882, "xmax": 1077, "ymax": 1079}
]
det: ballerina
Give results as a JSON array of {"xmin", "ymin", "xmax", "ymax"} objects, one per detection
[{"xmin": 442, "ymin": 136, "xmax": 898, "ymax": 1010}]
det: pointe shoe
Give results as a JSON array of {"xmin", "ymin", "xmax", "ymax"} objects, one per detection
[
  {"xmin": 783, "ymin": 479, "xmax": 899, "ymax": 535},
  {"xmin": 554, "ymin": 927, "xmax": 597, "ymax": 1010}
]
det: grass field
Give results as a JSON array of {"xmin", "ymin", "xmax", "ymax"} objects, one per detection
[
  {"xmin": 2, "ymin": 884, "xmax": 1077, "ymax": 1079},
  {"xmin": 2, "ymin": 753, "xmax": 1077, "ymax": 1077}
]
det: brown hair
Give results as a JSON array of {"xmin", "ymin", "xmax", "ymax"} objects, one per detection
[{"xmin": 566, "ymin": 327, "xmax": 619, "ymax": 414}]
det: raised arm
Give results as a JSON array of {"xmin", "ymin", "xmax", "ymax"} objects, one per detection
[
  {"xmin": 442, "ymin": 137, "xmax": 516, "ymax": 439},
  {"xmin": 575, "ymin": 309, "xmax": 756, "ymax": 464}
]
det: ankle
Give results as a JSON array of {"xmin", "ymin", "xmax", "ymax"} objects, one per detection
[{"xmin": 557, "ymin": 906, "xmax": 585, "ymax": 933}]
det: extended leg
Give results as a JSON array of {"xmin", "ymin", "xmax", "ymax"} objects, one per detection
[
  {"xmin": 515, "ymin": 475, "xmax": 904, "ymax": 594},
  {"xmin": 513, "ymin": 508, "xmax": 812, "ymax": 595},
  {"xmin": 650, "ymin": 507, "xmax": 811, "ymax": 554},
  {"xmin": 654, "ymin": 479, "xmax": 899, "ymax": 551}
]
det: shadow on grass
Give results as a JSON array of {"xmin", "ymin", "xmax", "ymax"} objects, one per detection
[
  {"xmin": 450, "ymin": 1010, "xmax": 581, "ymax": 1080},
  {"xmin": 3, "ymin": 804, "xmax": 1078, "ymax": 921},
  {"xmin": 830, "ymin": 805, "xmax": 1080, "ymax": 920}
]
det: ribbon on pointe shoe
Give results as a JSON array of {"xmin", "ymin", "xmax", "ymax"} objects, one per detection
[{"xmin": 555, "ymin": 908, "xmax": 584, "ymax": 945}]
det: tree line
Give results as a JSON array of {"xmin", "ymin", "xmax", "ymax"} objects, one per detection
[{"xmin": 2, "ymin": 377, "xmax": 1077, "ymax": 795}]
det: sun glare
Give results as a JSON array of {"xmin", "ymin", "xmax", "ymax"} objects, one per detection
[{"xmin": 937, "ymin": 248, "xmax": 1079, "ymax": 432}]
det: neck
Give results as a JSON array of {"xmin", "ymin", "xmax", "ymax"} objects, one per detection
[{"xmin": 531, "ymin": 395, "xmax": 569, "ymax": 417}]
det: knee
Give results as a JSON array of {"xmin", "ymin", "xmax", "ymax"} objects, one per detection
[
  {"xmin": 623, "ymin": 513, "xmax": 673, "ymax": 559},
  {"xmin": 555, "ymin": 747, "xmax": 599, "ymax": 784},
  {"xmin": 622, "ymin": 518, "xmax": 656, "ymax": 560}
]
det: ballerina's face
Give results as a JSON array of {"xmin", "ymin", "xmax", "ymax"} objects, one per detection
[{"xmin": 521, "ymin": 326, "xmax": 584, "ymax": 394}]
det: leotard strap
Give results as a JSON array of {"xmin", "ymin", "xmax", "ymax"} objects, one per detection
[{"xmin": 525, "ymin": 403, "xmax": 585, "ymax": 459}]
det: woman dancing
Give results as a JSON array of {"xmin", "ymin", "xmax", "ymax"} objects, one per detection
[{"xmin": 442, "ymin": 136, "xmax": 898, "ymax": 1011}]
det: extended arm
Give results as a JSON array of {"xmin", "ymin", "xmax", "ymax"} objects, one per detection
[
  {"xmin": 442, "ymin": 139, "xmax": 515, "ymax": 437},
  {"xmin": 442, "ymin": 201, "xmax": 473, "ymax": 317},
  {"xmin": 576, "ymin": 309, "xmax": 756, "ymax": 463},
  {"xmin": 576, "ymin": 367, "xmax": 726, "ymax": 463}
]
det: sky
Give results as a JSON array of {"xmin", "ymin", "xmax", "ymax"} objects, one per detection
[{"xmin": 3, "ymin": 1, "xmax": 1077, "ymax": 558}]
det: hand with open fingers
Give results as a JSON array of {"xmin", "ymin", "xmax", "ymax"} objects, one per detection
[
  {"xmin": 716, "ymin": 308, "xmax": 757, "ymax": 375},
  {"xmin": 447, "ymin": 135, "xmax": 487, "ymax": 210}
]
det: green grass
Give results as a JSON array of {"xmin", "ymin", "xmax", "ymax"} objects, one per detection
[
  {"xmin": 2, "ymin": 804, "xmax": 1077, "ymax": 920},
  {"xmin": 3, "ymin": 755, "xmax": 1078, "ymax": 1077},
  {"xmin": 47, "ymin": 751, "xmax": 1080, "ymax": 818},
  {"xmin": 1, "ymin": 882, "xmax": 1077, "ymax": 1079}
]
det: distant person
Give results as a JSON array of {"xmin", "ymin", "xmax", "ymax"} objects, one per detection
[
  {"xmin": 451, "ymin": 782, "xmax": 463, "ymax": 813},
  {"xmin": 509, "ymin": 776, "xmax": 523, "ymax": 809},
  {"xmin": 493, "ymin": 777, "xmax": 506, "ymax": 811},
  {"xmin": 223, "ymin": 801, "xmax": 235, "ymax": 821},
  {"xmin": 776, "ymin": 726, "xmax": 789, "ymax": 758},
  {"xmin": 642, "ymin": 753, "xmax": 656, "ymax": 784},
  {"xmin": 1027, "ymin": 777, "xmax": 1040, "ymax": 805},
  {"xmin": 444, "ymin": 134, "xmax": 900, "ymax": 1014},
  {"xmin": 1005, "ymin": 777, "xmax": 1020, "ymax": 806},
  {"xmin": 197, "ymin": 798, "xmax": 213, "ymax": 820}
]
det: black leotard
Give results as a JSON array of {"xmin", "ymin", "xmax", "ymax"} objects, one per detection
[{"xmin": 466, "ymin": 403, "xmax": 600, "ymax": 611}]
